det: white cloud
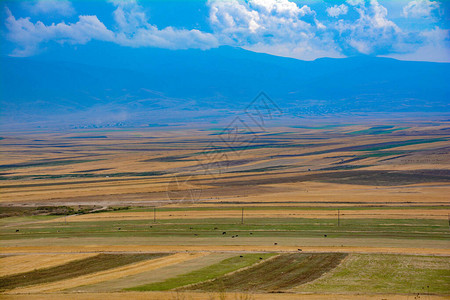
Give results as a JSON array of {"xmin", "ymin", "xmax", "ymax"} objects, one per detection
[
  {"xmin": 382, "ymin": 26, "xmax": 450, "ymax": 62},
  {"xmin": 402, "ymin": 0, "xmax": 440, "ymax": 18},
  {"xmin": 4, "ymin": 0, "xmax": 449, "ymax": 62},
  {"xmin": 326, "ymin": 4, "xmax": 348, "ymax": 18},
  {"xmin": 5, "ymin": 8, "xmax": 114, "ymax": 56},
  {"xmin": 335, "ymin": 0, "xmax": 401, "ymax": 54},
  {"xmin": 24, "ymin": 0, "xmax": 75, "ymax": 17},
  {"xmin": 208, "ymin": 0, "xmax": 339, "ymax": 60},
  {"xmin": 5, "ymin": 1, "xmax": 218, "ymax": 56},
  {"xmin": 109, "ymin": 0, "xmax": 218, "ymax": 49},
  {"xmin": 243, "ymin": 42, "xmax": 345, "ymax": 60}
]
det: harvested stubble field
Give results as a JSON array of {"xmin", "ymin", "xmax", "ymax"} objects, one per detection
[{"xmin": 0, "ymin": 123, "xmax": 449, "ymax": 299}]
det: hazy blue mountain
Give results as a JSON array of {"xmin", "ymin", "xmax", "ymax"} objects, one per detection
[{"xmin": 1, "ymin": 43, "xmax": 449, "ymax": 127}]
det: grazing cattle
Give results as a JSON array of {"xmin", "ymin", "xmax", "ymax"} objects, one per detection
[{"xmin": 222, "ymin": 232, "xmax": 226, "ymax": 235}]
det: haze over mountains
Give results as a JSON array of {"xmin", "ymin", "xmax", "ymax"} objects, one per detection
[{"xmin": 1, "ymin": 43, "xmax": 449, "ymax": 128}]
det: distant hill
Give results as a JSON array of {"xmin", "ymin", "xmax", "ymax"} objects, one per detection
[{"xmin": 1, "ymin": 43, "xmax": 449, "ymax": 128}]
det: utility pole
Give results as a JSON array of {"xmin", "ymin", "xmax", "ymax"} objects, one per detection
[{"xmin": 241, "ymin": 207, "xmax": 244, "ymax": 224}]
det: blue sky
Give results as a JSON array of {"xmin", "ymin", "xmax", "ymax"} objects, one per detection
[{"xmin": 1, "ymin": 0, "xmax": 449, "ymax": 62}]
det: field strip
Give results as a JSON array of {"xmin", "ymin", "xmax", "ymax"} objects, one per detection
[
  {"xmin": 1, "ymin": 245, "xmax": 450, "ymax": 256},
  {"xmin": 6, "ymin": 252, "xmax": 208, "ymax": 294},
  {"xmin": 43, "ymin": 209, "xmax": 450, "ymax": 221},
  {"xmin": 72, "ymin": 252, "xmax": 237, "ymax": 292},
  {"xmin": 0, "ymin": 253, "xmax": 97, "ymax": 277},
  {"xmin": 0, "ymin": 291, "xmax": 449, "ymax": 300}
]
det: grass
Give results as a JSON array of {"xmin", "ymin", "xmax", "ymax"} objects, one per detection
[
  {"xmin": 0, "ymin": 171, "xmax": 165, "ymax": 180},
  {"xmin": 0, "ymin": 253, "xmax": 167, "ymax": 291},
  {"xmin": 228, "ymin": 166, "xmax": 290, "ymax": 173},
  {"xmin": 0, "ymin": 159, "xmax": 102, "ymax": 170},
  {"xmin": 1, "ymin": 217, "xmax": 448, "ymax": 241},
  {"xmin": 290, "ymin": 125, "xmax": 352, "ymax": 129},
  {"xmin": 127, "ymin": 253, "xmax": 276, "ymax": 291},
  {"xmin": 348, "ymin": 126, "xmax": 409, "ymax": 135},
  {"xmin": 352, "ymin": 138, "xmax": 447, "ymax": 151},
  {"xmin": 0, "ymin": 205, "xmax": 102, "ymax": 218},
  {"xmin": 186, "ymin": 253, "xmax": 347, "ymax": 292},
  {"xmin": 0, "ymin": 214, "xmax": 59, "ymax": 226},
  {"xmin": 319, "ymin": 165, "xmax": 369, "ymax": 171},
  {"xmin": 298, "ymin": 254, "xmax": 450, "ymax": 295},
  {"xmin": 106, "ymin": 205, "xmax": 450, "ymax": 213}
]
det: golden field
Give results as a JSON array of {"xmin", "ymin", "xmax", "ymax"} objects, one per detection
[{"xmin": 1, "ymin": 123, "xmax": 449, "ymax": 299}]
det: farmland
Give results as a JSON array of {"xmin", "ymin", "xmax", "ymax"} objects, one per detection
[{"xmin": 0, "ymin": 123, "xmax": 449, "ymax": 299}]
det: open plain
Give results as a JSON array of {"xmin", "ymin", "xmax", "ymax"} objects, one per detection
[{"xmin": 1, "ymin": 123, "xmax": 449, "ymax": 299}]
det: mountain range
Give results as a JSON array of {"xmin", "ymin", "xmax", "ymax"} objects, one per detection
[{"xmin": 1, "ymin": 43, "xmax": 449, "ymax": 128}]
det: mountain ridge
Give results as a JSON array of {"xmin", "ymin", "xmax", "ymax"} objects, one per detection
[{"xmin": 1, "ymin": 44, "xmax": 449, "ymax": 128}]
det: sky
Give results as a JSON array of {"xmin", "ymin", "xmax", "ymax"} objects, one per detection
[{"xmin": 1, "ymin": 0, "xmax": 449, "ymax": 62}]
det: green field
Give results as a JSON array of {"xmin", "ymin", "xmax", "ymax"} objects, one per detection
[
  {"xmin": 1, "ymin": 217, "xmax": 448, "ymax": 241},
  {"xmin": 297, "ymin": 254, "xmax": 450, "ymax": 294},
  {"xmin": 128, "ymin": 253, "xmax": 275, "ymax": 291},
  {"xmin": 186, "ymin": 253, "xmax": 347, "ymax": 292}
]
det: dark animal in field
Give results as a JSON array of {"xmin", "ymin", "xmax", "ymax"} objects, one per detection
[
  {"xmin": 274, "ymin": 242, "xmax": 278, "ymax": 245},
  {"xmin": 324, "ymin": 234, "xmax": 327, "ymax": 237},
  {"xmin": 15, "ymin": 229, "xmax": 19, "ymax": 232},
  {"xmin": 298, "ymin": 249, "xmax": 302, "ymax": 251},
  {"xmin": 222, "ymin": 232, "xmax": 226, "ymax": 235}
]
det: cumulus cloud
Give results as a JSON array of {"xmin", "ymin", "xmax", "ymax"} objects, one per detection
[
  {"xmin": 5, "ymin": 0, "xmax": 218, "ymax": 56},
  {"xmin": 24, "ymin": 0, "xmax": 75, "ymax": 16},
  {"xmin": 5, "ymin": 8, "xmax": 114, "ymax": 56},
  {"xmin": 403, "ymin": 0, "xmax": 440, "ymax": 18},
  {"xmin": 383, "ymin": 27, "xmax": 450, "ymax": 62},
  {"xmin": 110, "ymin": 0, "xmax": 218, "ymax": 49},
  {"xmin": 326, "ymin": 4, "xmax": 348, "ymax": 18},
  {"xmin": 208, "ymin": 0, "xmax": 341, "ymax": 60},
  {"xmin": 334, "ymin": 0, "xmax": 401, "ymax": 54},
  {"xmin": 3, "ymin": 0, "xmax": 449, "ymax": 62}
]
